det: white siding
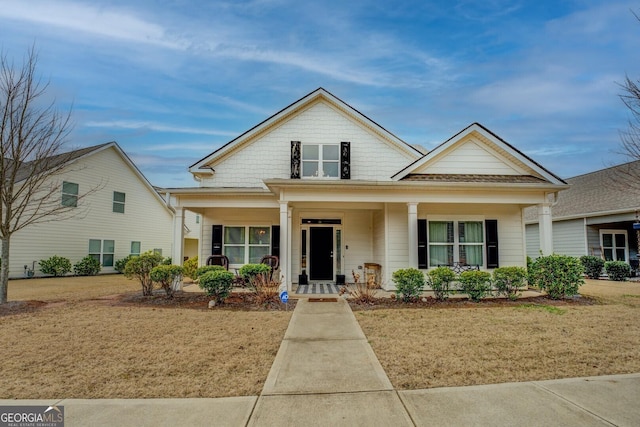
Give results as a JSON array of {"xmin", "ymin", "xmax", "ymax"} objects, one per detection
[
  {"xmin": 386, "ymin": 203, "xmax": 410, "ymax": 286},
  {"xmin": 416, "ymin": 137, "xmax": 522, "ymax": 175},
  {"xmin": 200, "ymin": 101, "xmax": 415, "ymax": 188},
  {"xmin": 343, "ymin": 210, "xmax": 374, "ymax": 279},
  {"xmin": 372, "ymin": 209, "xmax": 386, "ymax": 267},
  {"xmin": 8, "ymin": 147, "xmax": 173, "ymax": 278}
]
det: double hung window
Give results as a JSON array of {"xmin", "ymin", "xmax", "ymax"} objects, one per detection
[
  {"xmin": 89, "ymin": 239, "xmax": 115, "ymax": 267},
  {"xmin": 302, "ymin": 144, "xmax": 339, "ymax": 178},
  {"xmin": 428, "ymin": 221, "xmax": 484, "ymax": 267},
  {"xmin": 224, "ymin": 226, "xmax": 271, "ymax": 264},
  {"xmin": 600, "ymin": 230, "xmax": 627, "ymax": 262},
  {"xmin": 130, "ymin": 241, "xmax": 141, "ymax": 256},
  {"xmin": 62, "ymin": 182, "xmax": 79, "ymax": 207},
  {"xmin": 113, "ymin": 192, "xmax": 125, "ymax": 213}
]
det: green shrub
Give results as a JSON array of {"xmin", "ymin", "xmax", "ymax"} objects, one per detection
[
  {"xmin": 73, "ymin": 256, "xmax": 101, "ymax": 276},
  {"xmin": 183, "ymin": 256, "xmax": 198, "ymax": 280},
  {"xmin": 580, "ymin": 255, "xmax": 605, "ymax": 279},
  {"xmin": 198, "ymin": 269, "xmax": 235, "ymax": 305},
  {"xmin": 150, "ymin": 265, "xmax": 183, "ymax": 297},
  {"xmin": 605, "ymin": 261, "xmax": 631, "ymax": 281},
  {"xmin": 392, "ymin": 268, "xmax": 425, "ymax": 302},
  {"xmin": 124, "ymin": 251, "xmax": 164, "ymax": 296},
  {"xmin": 195, "ymin": 265, "xmax": 227, "ymax": 278},
  {"xmin": 493, "ymin": 266, "xmax": 527, "ymax": 300},
  {"xmin": 458, "ymin": 270, "xmax": 492, "ymax": 302},
  {"xmin": 115, "ymin": 255, "xmax": 135, "ymax": 274},
  {"xmin": 427, "ymin": 267, "xmax": 457, "ymax": 300},
  {"xmin": 162, "ymin": 257, "xmax": 172, "ymax": 265},
  {"xmin": 528, "ymin": 254, "xmax": 584, "ymax": 299},
  {"xmin": 39, "ymin": 255, "xmax": 72, "ymax": 276},
  {"xmin": 239, "ymin": 263, "xmax": 271, "ymax": 285}
]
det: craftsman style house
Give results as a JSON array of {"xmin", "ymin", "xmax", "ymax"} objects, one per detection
[{"xmin": 166, "ymin": 88, "xmax": 568, "ymax": 290}]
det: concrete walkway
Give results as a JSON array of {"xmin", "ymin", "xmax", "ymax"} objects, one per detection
[
  {"xmin": 248, "ymin": 297, "xmax": 413, "ymax": 426},
  {"xmin": 2, "ymin": 298, "xmax": 640, "ymax": 426}
]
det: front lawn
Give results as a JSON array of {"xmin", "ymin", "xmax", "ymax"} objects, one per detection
[
  {"xmin": 356, "ymin": 279, "xmax": 640, "ymax": 390},
  {"xmin": 0, "ymin": 276, "xmax": 291, "ymax": 399}
]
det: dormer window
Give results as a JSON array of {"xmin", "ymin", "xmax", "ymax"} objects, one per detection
[{"xmin": 302, "ymin": 144, "xmax": 339, "ymax": 178}]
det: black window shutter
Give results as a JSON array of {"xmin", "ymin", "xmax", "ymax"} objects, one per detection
[
  {"xmin": 271, "ymin": 225, "xmax": 280, "ymax": 258},
  {"xmin": 340, "ymin": 141, "xmax": 351, "ymax": 179},
  {"xmin": 485, "ymin": 220, "xmax": 499, "ymax": 268},
  {"xmin": 418, "ymin": 219, "xmax": 428, "ymax": 269},
  {"xmin": 291, "ymin": 141, "xmax": 301, "ymax": 179},
  {"xmin": 211, "ymin": 225, "xmax": 223, "ymax": 255}
]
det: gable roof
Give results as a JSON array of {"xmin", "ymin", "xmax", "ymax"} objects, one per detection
[
  {"xmin": 524, "ymin": 160, "xmax": 640, "ymax": 222},
  {"xmin": 392, "ymin": 122, "xmax": 567, "ymax": 186},
  {"xmin": 189, "ymin": 87, "xmax": 424, "ymax": 175}
]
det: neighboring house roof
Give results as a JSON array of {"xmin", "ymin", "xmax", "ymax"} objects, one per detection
[
  {"xmin": 393, "ymin": 122, "xmax": 568, "ymax": 186},
  {"xmin": 13, "ymin": 142, "xmax": 173, "ymax": 214},
  {"xmin": 524, "ymin": 160, "xmax": 640, "ymax": 222},
  {"xmin": 189, "ymin": 87, "xmax": 424, "ymax": 176},
  {"xmin": 13, "ymin": 143, "xmax": 112, "ymax": 183}
]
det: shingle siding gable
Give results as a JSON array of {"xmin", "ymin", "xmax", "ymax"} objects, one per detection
[{"xmin": 198, "ymin": 102, "xmax": 416, "ymax": 188}]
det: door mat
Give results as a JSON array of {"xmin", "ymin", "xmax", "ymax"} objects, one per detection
[
  {"xmin": 295, "ymin": 283, "xmax": 342, "ymax": 294},
  {"xmin": 308, "ymin": 298, "xmax": 338, "ymax": 302}
]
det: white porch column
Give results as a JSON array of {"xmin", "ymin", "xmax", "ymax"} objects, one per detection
[
  {"xmin": 172, "ymin": 207, "xmax": 185, "ymax": 266},
  {"xmin": 407, "ymin": 202, "xmax": 418, "ymax": 268},
  {"xmin": 279, "ymin": 201, "xmax": 289, "ymax": 291},
  {"xmin": 538, "ymin": 203, "xmax": 553, "ymax": 255}
]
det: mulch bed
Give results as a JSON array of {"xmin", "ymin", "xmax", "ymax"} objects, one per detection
[
  {"xmin": 116, "ymin": 291, "xmax": 295, "ymax": 311},
  {"xmin": 1, "ymin": 291, "xmax": 595, "ymax": 317},
  {"xmin": 348, "ymin": 294, "xmax": 598, "ymax": 310}
]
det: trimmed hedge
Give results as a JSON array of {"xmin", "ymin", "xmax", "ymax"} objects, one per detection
[
  {"xmin": 529, "ymin": 254, "xmax": 584, "ymax": 299},
  {"xmin": 580, "ymin": 255, "xmax": 604, "ymax": 280},
  {"xmin": 392, "ymin": 268, "xmax": 425, "ymax": 302},
  {"xmin": 605, "ymin": 261, "xmax": 631, "ymax": 281}
]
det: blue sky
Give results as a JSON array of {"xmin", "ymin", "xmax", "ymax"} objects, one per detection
[{"xmin": 1, "ymin": 0, "xmax": 638, "ymax": 187}]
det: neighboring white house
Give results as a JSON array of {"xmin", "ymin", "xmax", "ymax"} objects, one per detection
[
  {"xmin": 4, "ymin": 142, "xmax": 174, "ymax": 278},
  {"xmin": 525, "ymin": 161, "xmax": 640, "ymax": 267},
  {"xmin": 165, "ymin": 88, "xmax": 568, "ymax": 291}
]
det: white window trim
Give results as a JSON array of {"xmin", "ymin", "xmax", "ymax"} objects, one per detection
[
  {"xmin": 113, "ymin": 191, "xmax": 125, "ymax": 214},
  {"xmin": 599, "ymin": 229, "xmax": 628, "ymax": 262},
  {"xmin": 89, "ymin": 239, "xmax": 115, "ymax": 267},
  {"xmin": 130, "ymin": 241, "xmax": 141, "ymax": 256},
  {"xmin": 426, "ymin": 217, "xmax": 485, "ymax": 268},
  {"xmin": 302, "ymin": 143, "xmax": 340, "ymax": 179},
  {"xmin": 62, "ymin": 181, "xmax": 79, "ymax": 207},
  {"xmin": 223, "ymin": 225, "xmax": 271, "ymax": 267}
]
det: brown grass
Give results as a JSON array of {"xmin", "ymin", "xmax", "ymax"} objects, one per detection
[
  {"xmin": 0, "ymin": 276, "xmax": 291, "ymax": 399},
  {"xmin": 356, "ymin": 279, "xmax": 640, "ymax": 390},
  {"xmin": 3, "ymin": 276, "xmax": 640, "ymax": 398},
  {"xmin": 7, "ymin": 275, "xmax": 140, "ymax": 301}
]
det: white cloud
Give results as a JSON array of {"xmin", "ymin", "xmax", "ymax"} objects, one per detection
[
  {"xmin": 84, "ymin": 120, "xmax": 237, "ymax": 137},
  {"xmin": 0, "ymin": 0, "xmax": 187, "ymax": 49}
]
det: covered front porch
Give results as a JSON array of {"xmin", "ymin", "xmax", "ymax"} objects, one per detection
[{"xmin": 167, "ymin": 180, "xmax": 558, "ymax": 292}]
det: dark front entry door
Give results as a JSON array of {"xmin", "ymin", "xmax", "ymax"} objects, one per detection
[{"xmin": 310, "ymin": 227, "xmax": 333, "ymax": 281}]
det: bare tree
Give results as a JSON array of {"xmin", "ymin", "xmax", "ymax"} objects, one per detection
[
  {"xmin": 615, "ymin": 11, "xmax": 640, "ymax": 188},
  {"xmin": 0, "ymin": 46, "xmax": 82, "ymax": 304},
  {"xmin": 620, "ymin": 75, "xmax": 640, "ymax": 161}
]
